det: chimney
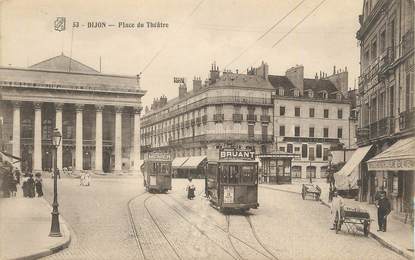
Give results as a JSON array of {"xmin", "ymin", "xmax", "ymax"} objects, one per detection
[
  {"xmin": 333, "ymin": 65, "xmax": 336, "ymax": 75},
  {"xmin": 326, "ymin": 67, "xmax": 349, "ymax": 96},
  {"xmin": 285, "ymin": 65, "xmax": 304, "ymax": 95},
  {"xmin": 315, "ymin": 73, "xmax": 318, "ymax": 79},
  {"xmin": 179, "ymin": 83, "xmax": 187, "ymax": 99},
  {"xmin": 193, "ymin": 77, "xmax": 202, "ymax": 91},
  {"xmin": 209, "ymin": 62, "xmax": 220, "ymax": 85},
  {"xmin": 255, "ymin": 61, "xmax": 269, "ymax": 79}
]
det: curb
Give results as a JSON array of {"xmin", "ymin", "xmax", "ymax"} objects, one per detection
[
  {"xmin": 9, "ymin": 199, "xmax": 72, "ymax": 260},
  {"xmin": 260, "ymin": 185, "xmax": 414, "ymax": 260}
]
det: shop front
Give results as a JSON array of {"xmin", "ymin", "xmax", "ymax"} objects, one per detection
[
  {"xmin": 367, "ymin": 137, "xmax": 415, "ymax": 224},
  {"xmin": 258, "ymin": 152, "xmax": 298, "ymax": 184}
]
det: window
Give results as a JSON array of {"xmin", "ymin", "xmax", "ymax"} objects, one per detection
[
  {"xmin": 279, "ymin": 125, "xmax": 285, "ymax": 136},
  {"xmin": 316, "ymin": 144, "xmax": 322, "ymax": 158},
  {"xmin": 322, "ymin": 91, "xmax": 328, "ymax": 99},
  {"xmin": 309, "ymin": 108, "xmax": 315, "ymax": 118},
  {"xmin": 262, "ymin": 107, "xmax": 268, "ymax": 115},
  {"xmin": 295, "ymin": 107, "xmax": 300, "ymax": 117},
  {"xmin": 323, "ymin": 127, "xmax": 329, "ymax": 138},
  {"xmin": 301, "ymin": 144, "xmax": 308, "ymax": 158},
  {"xmin": 248, "ymin": 106, "xmax": 255, "ymax": 115},
  {"xmin": 371, "ymin": 39, "xmax": 377, "ymax": 61},
  {"xmin": 337, "ymin": 109, "xmax": 343, "ymax": 119},
  {"xmin": 294, "ymin": 89, "xmax": 300, "ymax": 97},
  {"xmin": 379, "ymin": 92, "xmax": 385, "ymax": 119},
  {"xmin": 324, "ymin": 109, "xmax": 329, "ymax": 118},
  {"xmin": 287, "ymin": 144, "xmax": 293, "ymax": 153},
  {"xmin": 371, "ymin": 97, "xmax": 377, "ymax": 123},
  {"xmin": 234, "ymin": 105, "xmax": 241, "ymax": 114},
  {"xmin": 309, "ymin": 127, "xmax": 315, "ymax": 137},
  {"xmin": 380, "ymin": 30, "xmax": 386, "ymax": 54},
  {"xmin": 21, "ymin": 119, "xmax": 33, "ymax": 138},
  {"xmin": 280, "ymin": 106, "xmax": 286, "ymax": 116},
  {"xmin": 308, "ymin": 90, "xmax": 314, "ymax": 98},
  {"xmin": 262, "ymin": 125, "xmax": 268, "ymax": 138},
  {"xmin": 215, "ymin": 105, "xmax": 222, "ymax": 114},
  {"xmin": 248, "ymin": 124, "xmax": 254, "ymax": 137},
  {"xmin": 278, "ymin": 88, "xmax": 284, "ymax": 96},
  {"xmin": 279, "ymin": 147, "xmax": 286, "ymax": 152},
  {"xmin": 337, "ymin": 128, "xmax": 343, "ymax": 138},
  {"xmin": 309, "ymin": 147, "xmax": 315, "ymax": 161},
  {"xmin": 294, "ymin": 126, "xmax": 300, "ymax": 137},
  {"xmin": 323, "ymin": 148, "xmax": 329, "ymax": 160},
  {"xmin": 364, "ymin": 49, "xmax": 370, "ymax": 67}
]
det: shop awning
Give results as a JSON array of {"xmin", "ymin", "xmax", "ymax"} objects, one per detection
[
  {"xmin": 334, "ymin": 145, "xmax": 373, "ymax": 190},
  {"xmin": 180, "ymin": 156, "xmax": 207, "ymax": 169},
  {"xmin": 367, "ymin": 137, "xmax": 415, "ymax": 171},
  {"xmin": 172, "ymin": 157, "xmax": 189, "ymax": 169}
]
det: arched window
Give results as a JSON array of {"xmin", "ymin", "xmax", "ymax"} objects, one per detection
[
  {"xmin": 21, "ymin": 119, "xmax": 33, "ymax": 138},
  {"xmin": 42, "ymin": 119, "xmax": 53, "ymax": 140}
]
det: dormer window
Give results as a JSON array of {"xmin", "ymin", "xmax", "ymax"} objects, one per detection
[
  {"xmin": 322, "ymin": 91, "xmax": 328, "ymax": 99},
  {"xmin": 278, "ymin": 87, "xmax": 284, "ymax": 96},
  {"xmin": 293, "ymin": 89, "xmax": 300, "ymax": 97},
  {"xmin": 337, "ymin": 93, "xmax": 342, "ymax": 101},
  {"xmin": 308, "ymin": 90, "xmax": 314, "ymax": 98}
]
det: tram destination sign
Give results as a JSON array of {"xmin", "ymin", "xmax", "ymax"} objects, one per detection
[
  {"xmin": 148, "ymin": 152, "xmax": 171, "ymax": 160},
  {"xmin": 219, "ymin": 148, "xmax": 255, "ymax": 160}
]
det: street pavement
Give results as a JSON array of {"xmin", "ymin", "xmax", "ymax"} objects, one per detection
[{"xmin": 36, "ymin": 176, "xmax": 405, "ymax": 260}]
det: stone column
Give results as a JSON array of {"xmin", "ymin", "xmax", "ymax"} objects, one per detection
[
  {"xmin": 95, "ymin": 105, "xmax": 104, "ymax": 173},
  {"xmin": 55, "ymin": 103, "xmax": 63, "ymax": 171},
  {"xmin": 75, "ymin": 104, "xmax": 84, "ymax": 172},
  {"xmin": 33, "ymin": 102, "xmax": 42, "ymax": 172},
  {"xmin": 114, "ymin": 106, "xmax": 123, "ymax": 173},
  {"xmin": 12, "ymin": 101, "xmax": 22, "ymax": 170},
  {"xmin": 131, "ymin": 106, "xmax": 142, "ymax": 173}
]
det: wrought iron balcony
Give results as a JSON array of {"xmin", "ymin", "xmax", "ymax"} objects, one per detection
[
  {"xmin": 213, "ymin": 114, "xmax": 224, "ymax": 122},
  {"xmin": 246, "ymin": 114, "xmax": 257, "ymax": 122},
  {"xmin": 260, "ymin": 115, "xmax": 270, "ymax": 123},
  {"xmin": 232, "ymin": 113, "xmax": 243, "ymax": 122}
]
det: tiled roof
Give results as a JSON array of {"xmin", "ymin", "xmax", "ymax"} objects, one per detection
[
  {"xmin": 267, "ymin": 75, "xmax": 296, "ymax": 91},
  {"xmin": 29, "ymin": 54, "xmax": 99, "ymax": 73}
]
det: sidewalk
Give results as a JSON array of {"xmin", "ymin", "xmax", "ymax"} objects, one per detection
[
  {"xmin": 260, "ymin": 179, "xmax": 414, "ymax": 260},
  {"xmin": 0, "ymin": 189, "xmax": 71, "ymax": 260}
]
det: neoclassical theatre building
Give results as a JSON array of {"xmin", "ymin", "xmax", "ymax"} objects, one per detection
[{"xmin": 0, "ymin": 54, "xmax": 146, "ymax": 174}]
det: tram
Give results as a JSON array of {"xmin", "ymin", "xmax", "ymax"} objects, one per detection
[
  {"xmin": 206, "ymin": 148, "xmax": 259, "ymax": 211},
  {"xmin": 142, "ymin": 152, "xmax": 172, "ymax": 193}
]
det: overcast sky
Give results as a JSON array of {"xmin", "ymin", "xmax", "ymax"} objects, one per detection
[{"xmin": 0, "ymin": 0, "xmax": 362, "ymax": 108}]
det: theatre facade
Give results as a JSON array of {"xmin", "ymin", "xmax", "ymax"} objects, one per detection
[{"xmin": 0, "ymin": 54, "xmax": 146, "ymax": 174}]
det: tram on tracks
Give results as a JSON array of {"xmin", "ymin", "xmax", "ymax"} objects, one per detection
[
  {"xmin": 142, "ymin": 152, "xmax": 172, "ymax": 193},
  {"xmin": 206, "ymin": 148, "xmax": 259, "ymax": 211}
]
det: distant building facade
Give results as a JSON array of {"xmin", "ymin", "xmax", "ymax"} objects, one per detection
[
  {"xmin": 269, "ymin": 65, "xmax": 355, "ymax": 179},
  {"xmin": 141, "ymin": 62, "xmax": 355, "ymax": 180},
  {"xmin": 0, "ymin": 54, "xmax": 145, "ymax": 174},
  {"xmin": 356, "ymin": 0, "xmax": 414, "ymax": 220}
]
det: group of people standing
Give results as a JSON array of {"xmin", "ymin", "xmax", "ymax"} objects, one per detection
[{"xmin": 0, "ymin": 160, "xmax": 44, "ymax": 198}]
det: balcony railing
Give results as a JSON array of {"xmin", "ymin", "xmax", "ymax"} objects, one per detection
[
  {"xmin": 399, "ymin": 109, "xmax": 415, "ymax": 131},
  {"xmin": 233, "ymin": 113, "xmax": 243, "ymax": 122},
  {"xmin": 368, "ymin": 117, "xmax": 394, "ymax": 139},
  {"xmin": 247, "ymin": 114, "xmax": 257, "ymax": 122},
  {"xmin": 260, "ymin": 115, "xmax": 270, "ymax": 123},
  {"xmin": 213, "ymin": 114, "xmax": 224, "ymax": 122},
  {"xmin": 168, "ymin": 134, "xmax": 274, "ymax": 146}
]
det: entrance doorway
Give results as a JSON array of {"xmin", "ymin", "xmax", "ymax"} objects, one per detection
[
  {"xmin": 42, "ymin": 147, "xmax": 52, "ymax": 171},
  {"xmin": 103, "ymin": 150, "xmax": 111, "ymax": 173},
  {"xmin": 83, "ymin": 151, "xmax": 92, "ymax": 170}
]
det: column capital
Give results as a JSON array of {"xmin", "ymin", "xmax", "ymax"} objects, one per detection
[
  {"xmin": 75, "ymin": 104, "xmax": 84, "ymax": 111},
  {"xmin": 115, "ymin": 106, "xmax": 124, "ymax": 113},
  {"xmin": 55, "ymin": 103, "xmax": 64, "ymax": 111},
  {"xmin": 133, "ymin": 106, "xmax": 143, "ymax": 115},
  {"xmin": 95, "ymin": 104, "xmax": 105, "ymax": 112},
  {"xmin": 33, "ymin": 102, "xmax": 42, "ymax": 110},
  {"xmin": 12, "ymin": 101, "xmax": 22, "ymax": 108}
]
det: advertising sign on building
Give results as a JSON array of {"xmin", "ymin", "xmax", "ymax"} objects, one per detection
[
  {"xmin": 219, "ymin": 148, "xmax": 255, "ymax": 160},
  {"xmin": 148, "ymin": 152, "xmax": 171, "ymax": 160}
]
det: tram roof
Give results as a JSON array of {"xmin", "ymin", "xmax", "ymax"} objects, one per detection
[{"xmin": 209, "ymin": 159, "xmax": 258, "ymax": 164}]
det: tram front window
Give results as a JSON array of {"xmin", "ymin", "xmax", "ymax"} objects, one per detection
[{"xmin": 241, "ymin": 165, "xmax": 256, "ymax": 183}]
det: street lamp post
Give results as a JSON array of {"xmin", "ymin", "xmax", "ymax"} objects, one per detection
[
  {"xmin": 328, "ymin": 153, "xmax": 333, "ymax": 202},
  {"xmin": 49, "ymin": 128, "xmax": 62, "ymax": 237}
]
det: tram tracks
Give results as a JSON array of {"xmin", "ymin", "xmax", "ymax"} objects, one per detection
[{"xmin": 126, "ymin": 192, "xmax": 148, "ymax": 260}]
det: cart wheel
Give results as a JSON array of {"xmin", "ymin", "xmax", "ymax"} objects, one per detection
[{"xmin": 363, "ymin": 221, "xmax": 370, "ymax": 237}]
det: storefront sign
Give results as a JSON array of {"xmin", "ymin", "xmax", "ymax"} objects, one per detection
[
  {"xmin": 219, "ymin": 148, "xmax": 255, "ymax": 160},
  {"xmin": 223, "ymin": 186, "xmax": 234, "ymax": 203},
  {"xmin": 148, "ymin": 152, "xmax": 171, "ymax": 160},
  {"xmin": 368, "ymin": 158, "xmax": 415, "ymax": 171}
]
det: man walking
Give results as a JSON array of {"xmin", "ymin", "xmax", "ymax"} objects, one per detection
[
  {"xmin": 330, "ymin": 190, "xmax": 344, "ymax": 230},
  {"xmin": 376, "ymin": 191, "xmax": 391, "ymax": 232}
]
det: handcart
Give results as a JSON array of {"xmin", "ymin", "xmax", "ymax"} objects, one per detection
[
  {"xmin": 334, "ymin": 206, "xmax": 371, "ymax": 236},
  {"xmin": 301, "ymin": 184, "xmax": 321, "ymax": 201}
]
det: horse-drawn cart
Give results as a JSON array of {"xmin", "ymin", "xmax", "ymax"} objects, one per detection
[
  {"xmin": 301, "ymin": 184, "xmax": 321, "ymax": 201},
  {"xmin": 334, "ymin": 206, "xmax": 371, "ymax": 236}
]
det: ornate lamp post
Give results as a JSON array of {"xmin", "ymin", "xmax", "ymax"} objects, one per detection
[
  {"xmin": 328, "ymin": 153, "xmax": 334, "ymax": 202},
  {"xmin": 49, "ymin": 128, "xmax": 62, "ymax": 237}
]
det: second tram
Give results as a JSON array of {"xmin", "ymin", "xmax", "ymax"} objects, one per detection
[{"xmin": 142, "ymin": 153, "xmax": 172, "ymax": 193}]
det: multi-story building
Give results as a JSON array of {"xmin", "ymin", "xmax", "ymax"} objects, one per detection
[
  {"xmin": 269, "ymin": 65, "xmax": 355, "ymax": 179},
  {"xmin": 141, "ymin": 62, "xmax": 275, "ymax": 164},
  {"xmin": 356, "ymin": 0, "xmax": 414, "ymax": 220},
  {"xmin": 141, "ymin": 62, "xmax": 355, "ymax": 180},
  {"xmin": 0, "ymin": 54, "xmax": 145, "ymax": 174}
]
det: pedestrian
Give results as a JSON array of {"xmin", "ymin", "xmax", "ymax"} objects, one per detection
[
  {"xmin": 84, "ymin": 171, "xmax": 91, "ymax": 186},
  {"xmin": 35, "ymin": 172, "xmax": 43, "ymax": 197},
  {"xmin": 204, "ymin": 174, "xmax": 209, "ymax": 198},
  {"xmin": 376, "ymin": 191, "xmax": 391, "ymax": 232},
  {"xmin": 80, "ymin": 171, "xmax": 85, "ymax": 186},
  {"xmin": 56, "ymin": 169, "xmax": 61, "ymax": 179},
  {"xmin": 8, "ymin": 172, "xmax": 17, "ymax": 197},
  {"xmin": 22, "ymin": 173, "xmax": 30, "ymax": 197},
  {"xmin": 27, "ymin": 174, "xmax": 35, "ymax": 198},
  {"xmin": 186, "ymin": 177, "xmax": 195, "ymax": 200},
  {"xmin": 330, "ymin": 190, "xmax": 344, "ymax": 230},
  {"xmin": 14, "ymin": 168, "xmax": 21, "ymax": 185}
]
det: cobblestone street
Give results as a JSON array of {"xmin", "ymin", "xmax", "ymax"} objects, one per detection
[{"xmin": 41, "ymin": 177, "xmax": 404, "ymax": 260}]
